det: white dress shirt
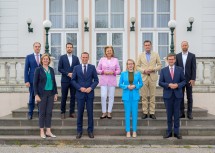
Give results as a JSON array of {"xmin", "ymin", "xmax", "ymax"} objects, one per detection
[
  {"xmin": 169, "ymin": 65, "xmax": 175, "ymax": 73},
  {"xmin": 82, "ymin": 64, "xmax": 88, "ymax": 74},
  {"xmin": 182, "ymin": 51, "xmax": 188, "ymax": 74},
  {"xmin": 34, "ymin": 53, "xmax": 40, "ymax": 64},
  {"xmin": 67, "ymin": 53, "xmax": 73, "ymax": 66}
]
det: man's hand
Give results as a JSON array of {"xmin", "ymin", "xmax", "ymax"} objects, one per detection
[
  {"xmin": 189, "ymin": 80, "xmax": 195, "ymax": 86},
  {"xmin": 25, "ymin": 82, "xmax": 30, "ymax": 87},
  {"xmin": 168, "ymin": 83, "xmax": 178, "ymax": 89},
  {"xmin": 85, "ymin": 87, "xmax": 92, "ymax": 93},
  {"xmin": 68, "ymin": 73, "xmax": 72, "ymax": 78},
  {"xmin": 80, "ymin": 87, "xmax": 87, "ymax": 93}
]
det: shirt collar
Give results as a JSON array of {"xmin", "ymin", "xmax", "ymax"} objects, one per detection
[
  {"xmin": 145, "ymin": 51, "xmax": 151, "ymax": 55},
  {"xmin": 67, "ymin": 53, "xmax": 72, "ymax": 57},
  {"xmin": 182, "ymin": 51, "xmax": 188, "ymax": 55},
  {"xmin": 82, "ymin": 64, "xmax": 88, "ymax": 67},
  {"xmin": 34, "ymin": 53, "xmax": 40, "ymax": 56},
  {"xmin": 169, "ymin": 65, "xmax": 175, "ymax": 69}
]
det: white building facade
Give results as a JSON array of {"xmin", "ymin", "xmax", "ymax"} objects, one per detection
[{"xmin": 0, "ymin": 0, "xmax": 215, "ymax": 116}]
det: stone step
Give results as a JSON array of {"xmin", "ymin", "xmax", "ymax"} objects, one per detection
[
  {"xmin": 0, "ymin": 126, "xmax": 215, "ymax": 136},
  {"xmin": 57, "ymin": 96, "xmax": 164, "ymax": 102},
  {"xmin": 12, "ymin": 107, "xmax": 208, "ymax": 118},
  {"xmin": 0, "ymin": 135, "xmax": 215, "ymax": 145},
  {"xmin": 0, "ymin": 135, "xmax": 214, "ymax": 145},
  {"xmin": 0, "ymin": 116, "xmax": 215, "ymax": 127},
  {"xmin": 51, "ymin": 102, "xmax": 188, "ymax": 110}
]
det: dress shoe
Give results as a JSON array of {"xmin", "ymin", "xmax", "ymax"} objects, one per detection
[
  {"xmin": 132, "ymin": 132, "xmax": 137, "ymax": 138},
  {"xmin": 107, "ymin": 113, "xmax": 112, "ymax": 119},
  {"xmin": 180, "ymin": 114, "xmax": 185, "ymax": 118},
  {"xmin": 46, "ymin": 133, "xmax": 56, "ymax": 138},
  {"xmin": 40, "ymin": 134, "xmax": 46, "ymax": 139},
  {"xmin": 100, "ymin": 115, "xmax": 107, "ymax": 119},
  {"xmin": 88, "ymin": 132, "xmax": 94, "ymax": 138},
  {"xmin": 126, "ymin": 132, "xmax": 131, "ymax": 138},
  {"xmin": 149, "ymin": 114, "xmax": 156, "ymax": 119},
  {"xmin": 142, "ymin": 114, "xmax": 148, "ymax": 119},
  {"xmin": 174, "ymin": 134, "xmax": 182, "ymax": 139},
  {"xmin": 61, "ymin": 113, "xmax": 66, "ymax": 119},
  {"xmin": 76, "ymin": 133, "xmax": 82, "ymax": 139},
  {"xmin": 69, "ymin": 113, "xmax": 75, "ymax": 118},
  {"xmin": 163, "ymin": 133, "xmax": 172, "ymax": 139},
  {"xmin": 28, "ymin": 115, "xmax": 33, "ymax": 120},
  {"xmin": 187, "ymin": 114, "xmax": 193, "ymax": 120}
]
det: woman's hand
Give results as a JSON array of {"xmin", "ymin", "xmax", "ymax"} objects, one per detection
[
  {"xmin": 54, "ymin": 94, "xmax": 58, "ymax": 102},
  {"xmin": 35, "ymin": 95, "xmax": 41, "ymax": 103}
]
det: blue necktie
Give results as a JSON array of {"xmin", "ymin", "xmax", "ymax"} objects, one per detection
[{"xmin": 84, "ymin": 65, "xmax": 86, "ymax": 76}]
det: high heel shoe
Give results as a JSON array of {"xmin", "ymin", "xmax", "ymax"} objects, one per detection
[
  {"xmin": 100, "ymin": 115, "xmax": 107, "ymax": 119},
  {"xmin": 46, "ymin": 133, "xmax": 56, "ymax": 138},
  {"xmin": 126, "ymin": 132, "xmax": 131, "ymax": 138},
  {"xmin": 40, "ymin": 134, "xmax": 46, "ymax": 139},
  {"xmin": 132, "ymin": 132, "xmax": 137, "ymax": 138}
]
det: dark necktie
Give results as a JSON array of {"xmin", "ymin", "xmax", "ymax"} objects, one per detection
[{"xmin": 84, "ymin": 65, "xmax": 87, "ymax": 76}]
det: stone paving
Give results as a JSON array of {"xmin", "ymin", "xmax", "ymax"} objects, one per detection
[{"xmin": 0, "ymin": 145, "xmax": 214, "ymax": 153}]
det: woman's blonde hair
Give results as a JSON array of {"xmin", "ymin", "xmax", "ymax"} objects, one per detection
[
  {"xmin": 104, "ymin": 45, "xmax": 114, "ymax": 57},
  {"xmin": 126, "ymin": 59, "xmax": 136, "ymax": 71},
  {"xmin": 40, "ymin": 54, "xmax": 51, "ymax": 65}
]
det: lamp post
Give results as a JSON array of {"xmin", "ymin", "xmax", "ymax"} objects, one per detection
[
  {"xmin": 168, "ymin": 20, "xmax": 176, "ymax": 54},
  {"xmin": 84, "ymin": 17, "xmax": 89, "ymax": 32},
  {"xmin": 43, "ymin": 20, "xmax": 52, "ymax": 55}
]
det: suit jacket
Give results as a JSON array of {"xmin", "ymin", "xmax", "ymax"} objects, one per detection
[
  {"xmin": 24, "ymin": 53, "xmax": 41, "ymax": 83},
  {"xmin": 136, "ymin": 51, "xmax": 162, "ymax": 81},
  {"xmin": 175, "ymin": 52, "xmax": 196, "ymax": 82},
  {"xmin": 159, "ymin": 66, "xmax": 186, "ymax": 99},
  {"xmin": 58, "ymin": 54, "xmax": 80, "ymax": 83},
  {"xmin": 71, "ymin": 64, "xmax": 99, "ymax": 99},
  {"xmin": 96, "ymin": 57, "xmax": 121, "ymax": 86},
  {"xmin": 119, "ymin": 71, "xmax": 143, "ymax": 101},
  {"xmin": 33, "ymin": 66, "xmax": 58, "ymax": 97}
]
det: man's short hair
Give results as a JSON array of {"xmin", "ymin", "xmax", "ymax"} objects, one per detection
[
  {"xmin": 167, "ymin": 53, "xmax": 176, "ymax": 59},
  {"xmin": 143, "ymin": 40, "xmax": 152, "ymax": 45},
  {"xmin": 66, "ymin": 42, "xmax": 73, "ymax": 48},
  {"xmin": 81, "ymin": 52, "xmax": 89, "ymax": 57}
]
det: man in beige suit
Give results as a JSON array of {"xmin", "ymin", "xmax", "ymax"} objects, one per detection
[{"xmin": 137, "ymin": 40, "xmax": 162, "ymax": 119}]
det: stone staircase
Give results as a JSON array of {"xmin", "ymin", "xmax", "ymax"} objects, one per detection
[{"xmin": 0, "ymin": 88, "xmax": 215, "ymax": 145}]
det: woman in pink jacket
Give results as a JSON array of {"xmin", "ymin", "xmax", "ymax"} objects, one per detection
[{"xmin": 97, "ymin": 46, "xmax": 121, "ymax": 119}]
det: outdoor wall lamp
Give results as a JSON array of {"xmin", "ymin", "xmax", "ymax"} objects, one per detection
[
  {"xmin": 84, "ymin": 17, "xmax": 89, "ymax": 32},
  {"xmin": 26, "ymin": 18, "xmax": 33, "ymax": 33},
  {"xmin": 187, "ymin": 17, "xmax": 194, "ymax": 31},
  {"xmin": 130, "ymin": 17, "xmax": 135, "ymax": 31},
  {"xmin": 43, "ymin": 20, "xmax": 52, "ymax": 55},
  {"xmin": 168, "ymin": 20, "xmax": 176, "ymax": 54}
]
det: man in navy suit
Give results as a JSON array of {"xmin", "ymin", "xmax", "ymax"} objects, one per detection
[
  {"xmin": 159, "ymin": 53, "xmax": 186, "ymax": 139},
  {"xmin": 176, "ymin": 41, "xmax": 196, "ymax": 119},
  {"xmin": 58, "ymin": 43, "xmax": 80, "ymax": 119},
  {"xmin": 24, "ymin": 42, "xmax": 42, "ymax": 120},
  {"xmin": 71, "ymin": 52, "xmax": 99, "ymax": 139}
]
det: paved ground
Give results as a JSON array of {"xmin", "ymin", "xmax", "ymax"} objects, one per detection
[{"xmin": 0, "ymin": 145, "xmax": 214, "ymax": 153}]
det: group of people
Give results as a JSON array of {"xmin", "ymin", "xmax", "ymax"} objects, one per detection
[{"xmin": 24, "ymin": 40, "xmax": 196, "ymax": 139}]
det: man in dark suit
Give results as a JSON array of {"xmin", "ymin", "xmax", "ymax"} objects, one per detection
[
  {"xmin": 24, "ymin": 42, "xmax": 42, "ymax": 120},
  {"xmin": 175, "ymin": 41, "xmax": 196, "ymax": 119},
  {"xmin": 71, "ymin": 52, "xmax": 99, "ymax": 139},
  {"xmin": 58, "ymin": 43, "xmax": 80, "ymax": 119},
  {"xmin": 159, "ymin": 53, "xmax": 186, "ymax": 139}
]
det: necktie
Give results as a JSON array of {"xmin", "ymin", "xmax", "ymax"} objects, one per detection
[
  {"xmin": 170, "ymin": 67, "xmax": 174, "ymax": 79},
  {"xmin": 36, "ymin": 54, "xmax": 40, "ymax": 65},
  {"xmin": 84, "ymin": 65, "xmax": 87, "ymax": 76}
]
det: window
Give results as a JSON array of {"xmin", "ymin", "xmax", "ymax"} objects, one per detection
[
  {"xmin": 95, "ymin": 0, "xmax": 124, "ymax": 28},
  {"xmin": 94, "ymin": 0, "xmax": 125, "ymax": 70},
  {"xmin": 48, "ymin": 0, "xmax": 80, "ymax": 74},
  {"xmin": 140, "ymin": 0, "xmax": 171, "ymax": 68},
  {"xmin": 141, "ymin": 0, "xmax": 170, "ymax": 28}
]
